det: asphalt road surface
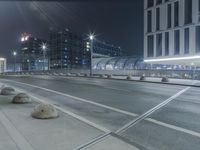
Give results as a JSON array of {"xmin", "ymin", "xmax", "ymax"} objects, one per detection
[{"xmin": 0, "ymin": 75, "xmax": 200, "ymax": 150}]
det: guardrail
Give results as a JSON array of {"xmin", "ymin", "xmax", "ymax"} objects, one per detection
[{"xmin": 1, "ymin": 69, "xmax": 199, "ymax": 80}]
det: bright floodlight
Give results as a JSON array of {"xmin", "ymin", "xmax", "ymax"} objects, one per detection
[
  {"xmin": 89, "ymin": 35, "xmax": 94, "ymax": 40},
  {"xmin": 25, "ymin": 36, "xmax": 29, "ymax": 41},
  {"xmin": 21, "ymin": 37, "xmax": 25, "ymax": 42},
  {"xmin": 13, "ymin": 51, "xmax": 17, "ymax": 56},
  {"xmin": 41, "ymin": 43, "xmax": 47, "ymax": 50}
]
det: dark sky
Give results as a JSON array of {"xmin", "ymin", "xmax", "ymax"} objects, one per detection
[{"xmin": 0, "ymin": 0, "xmax": 143, "ymax": 63}]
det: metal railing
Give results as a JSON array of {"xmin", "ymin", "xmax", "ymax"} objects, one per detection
[{"xmin": 1, "ymin": 69, "xmax": 199, "ymax": 80}]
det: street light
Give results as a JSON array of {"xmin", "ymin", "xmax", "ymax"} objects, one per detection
[
  {"xmin": 41, "ymin": 43, "xmax": 47, "ymax": 71},
  {"xmin": 12, "ymin": 51, "xmax": 17, "ymax": 72},
  {"xmin": 89, "ymin": 34, "xmax": 95, "ymax": 77},
  {"xmin": 89, "ymin": 35, "xmax": 94, "ymax": 41}
]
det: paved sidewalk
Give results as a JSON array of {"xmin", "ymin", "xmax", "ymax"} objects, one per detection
[{"xmin": 0, "ymin": 86, "xmax": 140, "ymax": 150}]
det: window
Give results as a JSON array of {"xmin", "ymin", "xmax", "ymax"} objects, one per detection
[
  {"xmin": 199, "ymin": 0, "xmax": 200, "ymax": 21},
  {"xmin": 156, "ymin": 7, "xmax": 160, "ymax": 31},
  {"xmin": 165, "ymin": 32, "xmax": 169, "ymax": 56},
  {"xmin": 184, "ymin": 0, "xmax": 192, "ymax": 24},
  {"xmin": 196, "ymin": 26, "xmax": 200, "ymax": 52},
  {"xmin": 165, "ymin": 0, "xmax": 170, "ymax": 2},
  {"xmin": 174, "ymin": 1, "xmax": 179, "ymax": 27},
  {"xmin": 167, "ymin": 4, "xmax": 172, "ymax": 28},
  {"xmin": 147, "ymin": 10, "xmax": 152, "ymax": 33},
  {"xmin": 147, "ymin": 35, "xmax": 154, "ymax": 57},
  {"xmin": 147, "ymin": 0, "xmax": 154, "ymax": 8},
  {"xmin": 156, "ymin": 33, "xmax": 162, "ymax": 56},
  {"xmin": 156, "ymin": 0, "xmax": 162, "ymax": 5},
  {"xmin": 174, "ymin": 30, "xmax": 180, "ymax": 55},
  {"xmin": 184, "ymin": 28, "xmax": 189, "ymax": 54}
]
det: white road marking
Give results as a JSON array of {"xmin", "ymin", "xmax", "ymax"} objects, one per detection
[
  {"xmin": 116, "ymin": 87, "xmax": 191, "ymax": 134},
  {"xmin": 2, "ymin": 80, "xmax": 200, "ymax": 139},
  {"xmin": 13, "ymin": 87, "xmax": 110, "ymax": 133},
  {"xmin": 146, "ymin": 118, "xmax": 200, "ymax": 138},
  {"xmin": 0, "ymin": 79, "xmax": 138, "ymax": 117},
  {"xmin": 0, "ymin": 110, "xmax": 34, "ymax": 150}
]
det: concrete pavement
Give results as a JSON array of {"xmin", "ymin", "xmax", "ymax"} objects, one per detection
[{"xmin": 0, "ymin": 75, "xmax": 200, "ymax": 150}]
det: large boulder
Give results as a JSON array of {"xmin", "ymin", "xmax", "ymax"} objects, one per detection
[
  {"xmin": 12, "ymin": 93, "xmax": 31, "ymax": 104},
  {"xmin": 1, "ymin": 87, "xmax": 15, "ymax": 95},
  {"xmin": 32, "ymin": 103, "xmax": 59, "ymax": 119},
  {"xmin": 161, "ymin": 77, "xmax": 169, "ymax": 82}
]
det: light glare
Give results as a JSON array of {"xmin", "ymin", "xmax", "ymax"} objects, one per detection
[{"xmin": 144, "ymin": 56, "xmax": 200, "ymax": 62}]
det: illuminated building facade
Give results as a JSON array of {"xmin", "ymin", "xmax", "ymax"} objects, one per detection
[
  {"xmin": 0, "ymin": 58, "xmax": 6, "ymax": 73},
  {"xmin": 49, "ymin": 29, "xmax": 90, "ymax": 69},
  {"xmin": 86, "ymin": 40, "xmax": 121, "ymax": 58},
  {"xmin": 144, "ymin": 0, "xmax": 200, "ymax": 66},
  {"xmin": 20, "ymin": 33, "xmax": 49, "ymax": 71}
]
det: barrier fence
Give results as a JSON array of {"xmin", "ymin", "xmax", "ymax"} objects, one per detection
[{"xmin": 1, "ymin": 68, "xmax": 200, "ymax": 80}]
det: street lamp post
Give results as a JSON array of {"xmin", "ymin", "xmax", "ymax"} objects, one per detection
[
  {"xmin": 42, "ymin": 43, "xmax": 47, "ymax": 71},
  {"xmin": 89, "ymin": 35, "xmax": 94, "ymax": 77},
  {"xmin": 12, "ymin": 51, "xmax": 17, "ymax": 72}
]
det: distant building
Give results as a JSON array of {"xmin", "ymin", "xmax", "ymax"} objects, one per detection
[
  {"xmin": 0, "ymin": 58, "xmax": 6, "ymax": 73},
  {"xmin": 6, "ymin": 63, "xmax": 21, "ymax": 72},
  {"xmin": 86, "ymin": 40, "xmax": 121, "ymax": 58},
  {"xmin": 49, "ymin": 29, "xmax": 90, "ymax": 69},
  {"xmin": 144, "ymin": 0, "xmax": 200, "ymax": 66},
  {"xmin": 20, "ymin": 33, "xmax": 49, "ymax": 71}
]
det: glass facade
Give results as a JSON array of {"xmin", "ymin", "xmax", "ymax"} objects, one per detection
[
  {"xmin": 156, "ymin": 33, "xmax": 162, "ymax": 56},
  {"xmin": 156, "ymin": 7, "xmax": 160, "ymax": 31},
  {"xmin": 196, "ymin": 26, "xmax": 200, "ymax": 53},
  {"xmin": 49, "ymin": 29, "xmax": 90, "ymax": 70},
  {"xmin": 184, "ymin": 28, "xmax": 189, "ymax": 54},
  {"xmin": 20, "ymin": 36, "xmax": 48, "ymax": 71},
  {"xmin": 174, "ymin": 30, "xmax": 180, "ymax": 55},
  {"xmin": 147, "ymin": 35, "xmax": 154, "ymax": 57},
  {"xmin": 156, "ymin": 0, "xmax": 162, "ymax": 5},
  {"xmin": 184, "ymin": 0, "xmax": 192, "ymax": 24},
  {"xmin": 147, "ymin": 10, "xmax": 152, "ymax": 33},
  {"xmin": 165, "ymin": 32, "xmax": 169, "ymax": 56},
  {"xmin": 174, "ymin": 1, "xmax": 179, "ymax": 27},
  {"xmin": 147, "ymin": 0, "xmax": 154, "ymax": 8},
  {"xmin": 167, "ymin": 4, "xmax": 172, "ymax": 28},
  {"xmin": 145, "ymin": 0, "xmax": 200, "ymax": 60}
]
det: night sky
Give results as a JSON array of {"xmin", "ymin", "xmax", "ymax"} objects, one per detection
[{"xmin": 0, "ymin": 0, "xmax": 143, "ymax": 63}]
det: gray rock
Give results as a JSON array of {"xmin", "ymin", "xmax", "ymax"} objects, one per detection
[
  {"xmin": 1, "ymin": 87, "xmax": 15, "ymax": 95},
  {"xmin": 12, "ymin": 93, "xmax": 31, "ymax": 104},
  {"xmin": 32, "ymin": 103, "xmax": 59, "ymax": 119}
]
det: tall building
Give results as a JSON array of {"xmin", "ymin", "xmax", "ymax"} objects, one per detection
[
  {"xmin": 49, "ymin": 29, "xmax": 90, "ymax": 69},
  {"xmin": 0, "ymin": 58, "xmax": 6, "ymax": 73},
  {"xmin": 20, "ymin": 33, "xmax": 49, "ymax": 71},
  {"xmin": 144, "ymin": 0, "xmax": 200, "ymax": 66},
  {"xmin": 86, "ymin": 40, "xmax": 121, "ymax": 58}
]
